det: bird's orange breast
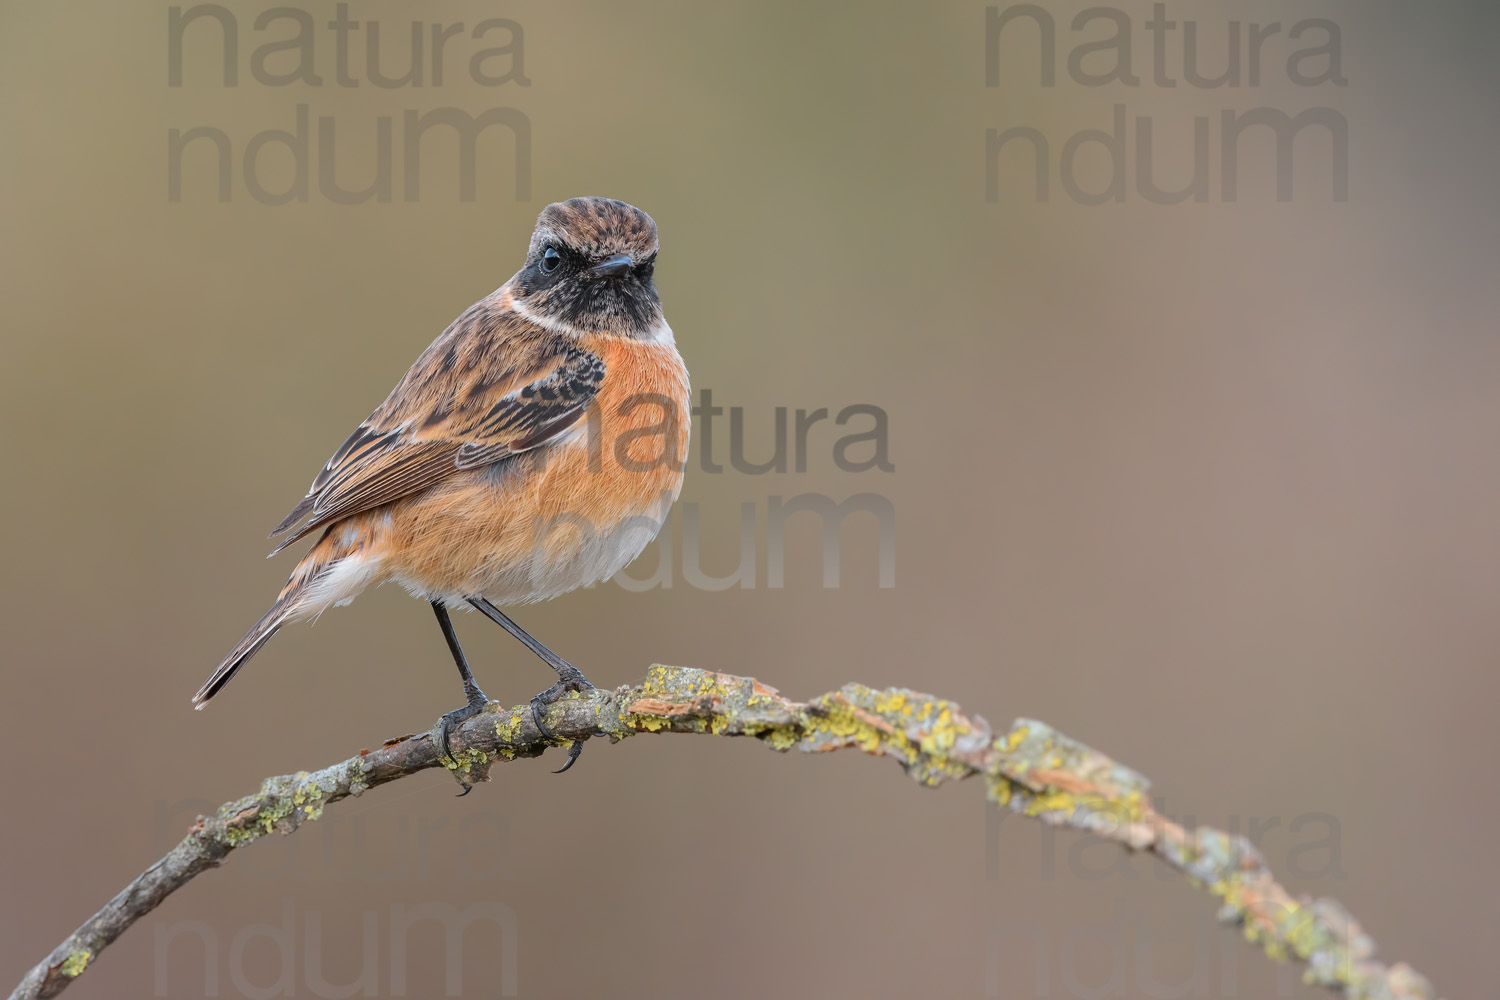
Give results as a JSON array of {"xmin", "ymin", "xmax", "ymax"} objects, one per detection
[
  {"xmin": 376, "ymin": 334, "xmax": 689, "ymax": 601},
  {"xmin": 554, "ymin": 333, "xmax": 691, "ymax": 520}
]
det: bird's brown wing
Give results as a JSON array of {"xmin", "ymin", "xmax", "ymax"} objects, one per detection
[{"xmin": 268, "ymin": 302, "xmax": 605, "ymax": 553}]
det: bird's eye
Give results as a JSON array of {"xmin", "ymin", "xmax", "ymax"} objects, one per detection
[{"xmin": 540, "ymin": 246, "xmax": 561, "ymax": 273}]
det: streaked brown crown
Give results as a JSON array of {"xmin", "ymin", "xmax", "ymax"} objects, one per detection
[
  {"xmin": 527, "ymin": 197, "xmax": 658, "ymax": 263},
  {"xmin": 512, "ymin": 197, "xmax": 664, "ymax": 338}
]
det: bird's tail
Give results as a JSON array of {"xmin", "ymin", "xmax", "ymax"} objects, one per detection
[
  {"xmin": 192, "ymin": 599, "xmax": 291, "ymax": 707},
  {"xmin": 193, "ymin": 525, "xmax": 381, "ymax": 708}
]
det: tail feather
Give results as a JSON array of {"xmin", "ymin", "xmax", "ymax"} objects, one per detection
[
  {"xmin": 192, "ymin": 602, "xmax": 291, "ymax": 708},
  {"xmin": 193, "ymin": 525, "xmax": 376, "ymax": 709}
]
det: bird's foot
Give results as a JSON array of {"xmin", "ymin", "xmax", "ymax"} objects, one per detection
[
  {"xmin": 530, "ymin": 665, "xmax": 595, "ymax": 774},
  {"xmin": 438, "ymin": 686, "xmax": 490, "ymax": 796}
]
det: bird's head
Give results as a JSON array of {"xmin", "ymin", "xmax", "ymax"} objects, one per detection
[{"xmin": 511, "ymin": 197, "xmax": 667, "ymax": 341}]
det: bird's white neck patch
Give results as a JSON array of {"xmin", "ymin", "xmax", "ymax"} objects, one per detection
[
  {"xmin": 507, "ymin": 289, "xmax": 674, "ymax": 345},
  {"xmin": 640, "ymin": 317, "xmax": 676, "ymax": 346},
  {"xmin": 508, "ymin": 294, "xmax": 584, "ymax": 337}
]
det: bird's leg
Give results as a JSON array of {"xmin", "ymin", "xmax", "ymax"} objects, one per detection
[
  {"xmin": 468, "ymin": 597, "xmax": 592, "ymax": 773},
  {"xmin": 432, "ymin": 601, "xmax": 490, "ymax": 792}
]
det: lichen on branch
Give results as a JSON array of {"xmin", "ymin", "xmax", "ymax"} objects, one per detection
[{"xmin": 8, "ymin": 665, "xmax": 1440, "ymax": 1000}]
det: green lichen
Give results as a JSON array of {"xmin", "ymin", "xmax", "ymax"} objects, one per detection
[
  {"xmin": 1210, "ymin": 882, "xmax": 1363, "ymax": 991},
  {"xmin": 218, "ymin": 773, "xmax": 329, "ymax": 847},
  {"xmin": 221, "ymin": 797, "xmax": 294, "ymax": 847},
  {"xmin": 441, "ymin": 746, "xmax": 493, "ymax": 773},
  {"xmin": 60, "ymin": 949, "xmax": 90, "ymax": 977},
  {"xmin": 291, "ymin": 775, "xmax": 320, "ymax": 806}
]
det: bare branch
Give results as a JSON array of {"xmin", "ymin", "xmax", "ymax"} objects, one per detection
[{"xmin": 8, "ymin": 666, "xmax": 1441, "ymax": 1000}]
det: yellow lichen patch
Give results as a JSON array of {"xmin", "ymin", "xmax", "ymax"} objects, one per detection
[
  {"xmin": 742, "ymin": 721, "xmax": 804, "ymax": 750},
  {"xmin": 808, "ymin": 700, "xmax": 887, "ymax": 753},
  {"xmin": 629, "ymin": 714, "xmax": 672, "ymax": 733},
  {"xmin": 440, "ymin": 747, "xmax": 492, "ymax": 775},
  {"xmin": 493, "ymin": 713, "xmax": 526, "ymax": 745},
  {"xmin": 800, "ymin": 689, "xmax": 990, "ymax": 787},
  {"xmin": 215, "ymin": 771, "xmax": 342, "ymax": 848},
  {"xmin": 1014, "ymin": 784, "xmax": 1146, "ymax": 836},
  {"xmin": 291, "ymin": 776, "xmax": 323, "ymax": 807},
  {"xmin": 221, "ymin": 798, "xmax": 292, "ymax": 847},
  {"xmin": 1278, "ymin": 901, "xmax": 1328, "ymax": 961},
  {"xmin": 765, "ymin": 725, "xmax": 800, "ymax": 750},
  {"xmin": 916, "ymin": 705, "xmax": 964, "ymax": 756},
  {"xmin": 628, "ymin": 667, "xmax": 734, "ymax": 724},
  {"xmin": 638, "ymin": 664, "xmax": 688, "ymax": 699},
  {"xmin": 1211, "ymin": 875, "xmax": 1320, "ymax": 974},
  {"xmin": 1022, "ymin": 789, "xmax": 1079, "ymax": 817},
  {"xmin": 60, "ymin": 950, "xmax": 90, "ymax": 977}
]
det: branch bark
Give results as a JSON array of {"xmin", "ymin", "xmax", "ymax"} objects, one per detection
[{"xmin": 8, "ymin": 666, "xmax": 1441, "ymax": 1000}]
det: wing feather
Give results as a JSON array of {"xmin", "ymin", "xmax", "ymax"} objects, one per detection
[{"xmin": 268, "ymin": 305, "xmax": 604, "ymax": 551}]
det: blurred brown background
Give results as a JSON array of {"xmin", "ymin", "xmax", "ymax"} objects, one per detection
[{"xmin": 2, "ymin": 1, "xmax": 1496, "ymax": 996}]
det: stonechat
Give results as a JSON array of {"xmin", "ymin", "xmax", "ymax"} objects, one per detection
[{"xmin": 193, "ymin": 197, "xmax": 690, "ymax": 772}]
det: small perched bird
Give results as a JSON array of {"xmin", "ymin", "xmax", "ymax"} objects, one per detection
[{"xmin": 193, "ymin": 197, "xmax": 689, "ymax": 772}]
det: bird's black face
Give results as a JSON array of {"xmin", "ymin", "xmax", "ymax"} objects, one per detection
[{"xmin": 513, "ymin": 197, "xmax": 664, "ymax": 338}]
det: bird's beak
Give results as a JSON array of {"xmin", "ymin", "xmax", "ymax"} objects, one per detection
[{"xmin": 590, "ymin": 253, "xmax": 633, "ymax": 278}]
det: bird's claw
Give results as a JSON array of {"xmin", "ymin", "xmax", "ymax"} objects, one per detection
[
  {"xmin": 437, "ymin": 694, "xmax": 488, "ymax": 795},
  {"xmin": 530, "ymin": 665, "xmax": 595, "ymax": 773}
]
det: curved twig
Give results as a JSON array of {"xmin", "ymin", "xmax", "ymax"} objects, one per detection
[{"xmin": 8, "ymin": 666, "xmax": 1441, "ymax": 1000}]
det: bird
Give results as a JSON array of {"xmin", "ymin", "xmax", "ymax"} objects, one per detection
[{"xmin": 192, "ymin": 197, "xmax": 689, "ymax": 774}]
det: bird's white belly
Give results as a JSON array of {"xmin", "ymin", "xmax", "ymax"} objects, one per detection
[{"xmin": 469, "ymin": 505, "xmax": 667, "ymax": 604}]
